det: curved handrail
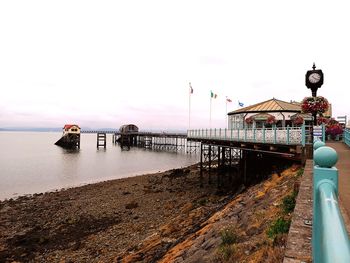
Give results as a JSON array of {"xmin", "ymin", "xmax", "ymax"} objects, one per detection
[
  {"xmin": 344, "ymin": 128, "xmax": 350, "ymax": 147},
  {"xmin": 313, "ymin": 144, "xmax": 350, "ymax": 262}
]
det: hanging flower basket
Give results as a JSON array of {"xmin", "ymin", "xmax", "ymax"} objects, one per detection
[
  {"xmin": 292, "ymin": 116, "xmax": 304, "ymax": 125},
  {"xmin": 326, "ymin": 124, "xmax": 343, "ymax": 138},
  {"xmin": 325, "ymin": 118, "xmax": 343, "ymax": 140},
  {"xmin": 301, "ymin": 96, "xmax": 329, "ymax": 115},
  {"xmin": 317, "ymin": 117, "xmax": 329, "ymax": 125},
  {"xmin": 266, "ymin": 115, "xmax": 276, "ymax": 125},
  {"xmin": 245, "ymin": 116, "xmax": 253, "ymax": 124}
]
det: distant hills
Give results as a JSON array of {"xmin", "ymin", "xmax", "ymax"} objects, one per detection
[
  {"xmin": 0, "ymin": 127, "xmax": 62, "ymax": 132},
  {"xmin": 0, "ymin": 127, "xmax": 187, "ymax": 133}
]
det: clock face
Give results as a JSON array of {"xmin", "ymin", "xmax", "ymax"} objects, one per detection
[{"xmin": 309, "ymin": 72, "xmax": 321, "ymax": 84}]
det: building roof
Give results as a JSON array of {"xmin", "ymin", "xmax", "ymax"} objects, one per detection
[
  {"xmin": 290, "ymin": 113, "xmax": 313, "ymax": 120},
  {"xmin": 228, "ymin": 98, "xmax": 301, "ymax": 115},
  {"xmin": 63, "ymin": 124, "xmax": 80, "ymax": 129}
]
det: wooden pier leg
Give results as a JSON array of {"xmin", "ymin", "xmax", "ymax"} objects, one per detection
[
  {"xmin": 218, "ymin": 146, "xmax": 221, "ymax": 169},
  {"xmin": 243, "ymin": 151, "xmax": 247, "ymax": 185},
  {"xmin": 228, "ymin": 148, "xmax": 233, "ymax": 184},
  {"xmin": 208, "ymin": 145, "xmax": 212, "ymax": 184},
  {"xmin": 217, "ymin": 146, "xmax": 221, "ymax": 188},
  {"xmin": 200, "ymin": 143, "xmax": 203, "ymax": 187}
]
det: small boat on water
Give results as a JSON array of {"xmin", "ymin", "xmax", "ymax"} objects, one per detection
[{"xmin": 55, "ymin": 124, "xmax": 81, "ymax": 149}]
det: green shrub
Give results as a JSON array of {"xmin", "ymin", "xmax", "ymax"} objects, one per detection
[
  {"xmin": 296, "ymin": 168, "xmax": 304, "ymax": 177},
  {"xmin": 282, "ymin": 191, "xmax": 297, "ymax": 214},
  {"xmin": 198, "ymin": 198, "xmax": 208, "ymax": 206},
  {"xmin": 218, "ymin": 244, "xmax": 235, "ymax": 261},
  {"xmin": 267, "ymin": 218, "xmax": 291, "ymax": 239},
  {"xmin": 220, "ymin": 227, "xmax": 238, "ymax": 245}
]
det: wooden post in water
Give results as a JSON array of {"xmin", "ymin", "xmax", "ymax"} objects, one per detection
[{"xmin": 97, "ymin": 133, "xmax": 107, "ymax": 149}]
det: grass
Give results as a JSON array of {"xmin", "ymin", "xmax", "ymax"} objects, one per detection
[
  {"xmin": 267, "ymin": 189, "xmax": 298, "ymax": 240},
  {"xmin": 267, "ymin": 217, "xmax": 291, "ymax": 239},
  {"xmin": 218, "ymin": 244, "xmax": 236, "ymax": 261},
  {"xmin": 296, "ymin": 168, "xmax": 304, "ymax": 177},
  {"xmin": 220, "ymin": 227, "xmax": 238, "ymax": 245},
  {"xmin": 281, "ymin": 191, "xmax": 298, "ymax": 214},
  {"xmin": 217, "ymin": 227, "xmax": 238, "ymax": 261},
  {"xmin": 197, "ymin": 198, "xmax": 208, "ymax": 206}
]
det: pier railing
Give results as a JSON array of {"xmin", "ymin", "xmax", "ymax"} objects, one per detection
[
  {"xmin": 312, "ymin": 141, "xmax": 350, "ymax": 262},
  {"xmin": 187, "ymin": 125, "xmax": 305, "ymax": 146},
  {"xmin": 344, "ymin": 128, "xmax": 350, "ymax": 147}
]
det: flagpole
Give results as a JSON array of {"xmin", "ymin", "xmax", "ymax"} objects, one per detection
[
  {"xmin": 210, "ymin": 96, "xmax": 212, "ymax": 129},
  {"xmin": 188, "ymin": 83, "xmax": 191, "ymax": 130},
  {"xmin": 226, "ymin": 99, "xmax": 228, "ymax": 129}
]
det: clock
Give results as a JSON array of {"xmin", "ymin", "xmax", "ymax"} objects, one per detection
[{"xmin": 308, "ymin": 72, "xmax": 321, "ymax": 84}]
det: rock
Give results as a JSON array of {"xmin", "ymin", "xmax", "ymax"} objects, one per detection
[
  {"xmin": 160, "ymin": 223, "xmax": 178, "ymax": 236},
  {"xmin": 201, "ymin": 237, "xmax": 220, "ymax": 250},
  {"xmin": 125, "ymin": 201, "xmax": 138, "ymax": 209},
  {"xmin": 246, "ymin": 226, "xmax": 260, "ymax": 236},
  {"xmin": 181, "ymin": 203, "xmax": 194, "ymax": 214}
]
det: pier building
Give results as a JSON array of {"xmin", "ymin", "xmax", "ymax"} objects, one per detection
[{"xmin": 227, "ymin": 98, "xmax": 332, "ymax": 129}]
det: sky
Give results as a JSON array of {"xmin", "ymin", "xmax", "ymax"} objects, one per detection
[{"xmin": 1, "ymin": 0, "xmax": 349, "ymax": 131}]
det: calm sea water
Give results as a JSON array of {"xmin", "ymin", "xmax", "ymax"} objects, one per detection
[{"xmin": 0, "ymin": 132, "xmax": 198, "ymax": 200}]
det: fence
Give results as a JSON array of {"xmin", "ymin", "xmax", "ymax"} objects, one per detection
[
  {"xmin": 312, "ymin": 141, "xmax": 350, "ymax": 262},
  {"xmin": 188, "ymin": 125, "xmax": 306, "ymax": 146},
  {"xmin": 344, "ymin": 128, "xmax": 350, "ymax": 147}
]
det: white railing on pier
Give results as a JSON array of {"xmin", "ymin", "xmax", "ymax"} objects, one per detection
[{"xmin": 187, "ymin": 126, "xmax": 304, "ymax": 145}]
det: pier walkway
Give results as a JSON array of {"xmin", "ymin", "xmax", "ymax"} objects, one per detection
[{"xmin": 326, "ymin": 141, "xmax": 350, "ymax": 219}]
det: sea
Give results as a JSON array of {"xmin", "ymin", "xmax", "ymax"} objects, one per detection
[{"xmin": 0, "ymin": 132, "xmax": 199, "ymax": 200}]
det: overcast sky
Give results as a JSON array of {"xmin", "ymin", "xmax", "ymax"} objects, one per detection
[{"xmin": 1, "ymin": 0, "xmax": 349, "ymax": 130}]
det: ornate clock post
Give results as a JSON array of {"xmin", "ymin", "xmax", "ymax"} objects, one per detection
[{"xmin": 305, "ymin": 63, "xmax": 324, "ymax": 125}]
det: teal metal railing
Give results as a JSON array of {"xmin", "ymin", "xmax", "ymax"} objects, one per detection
[
  {"xmin": 187, "ymin": 125, "xmax": 306, "ymax": 146},
  {"xmin": 313, "ymin": 141, "xmax": 350, "ymax": 262},
  {"xmin": 344, "ymin": 128, "xmax": 350, "ymax": 147}
]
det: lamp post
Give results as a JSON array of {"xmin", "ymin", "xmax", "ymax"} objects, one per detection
[{"xmin": 305, "ymin": 63, "xmax": 324, "ymax": 125}]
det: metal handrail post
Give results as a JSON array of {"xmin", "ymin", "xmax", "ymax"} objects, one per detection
[
  {"xmin": 322, "ymin": 123, "xmax": 326, "ymax": 142},
  {"xmin": 302, "ymin": 124, "xmax": 306, "ymax": 146},
  {"xmin": 262, "ymin": 124, "xmax": 265, "ymax": 143},
  {"xmin": 286, "ymin": 125, "xmax": 290, "ymax": 145}
]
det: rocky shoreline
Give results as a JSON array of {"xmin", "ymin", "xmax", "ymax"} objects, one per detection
[{"xmin": 0, "ymin": 163, "xmax": 302, "ymax": 262}]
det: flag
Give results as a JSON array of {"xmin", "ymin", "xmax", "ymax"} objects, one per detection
[
  {"xmin": 189, "ymin": 82, "xmax": 193, "ymax": 94},
  {"xmin": 226, "ymin": 97, "xmax": 232, "ymax": 103},
  {"xmin": 210, "ymin": 90, "xmax": 217, "ymax": 98},
  {"xmin": 238, "ymin": 101, "xmax": 244, "ymax": 107}
]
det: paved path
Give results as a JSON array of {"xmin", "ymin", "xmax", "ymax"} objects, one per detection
[{"xmin": 326, "ymin": 142, "xmax": 350, "ymax": 217}]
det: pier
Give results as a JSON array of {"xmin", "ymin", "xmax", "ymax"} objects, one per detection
[{"xmin": 74, "ymin": 126, "xmax": 350, "ymax": 261}]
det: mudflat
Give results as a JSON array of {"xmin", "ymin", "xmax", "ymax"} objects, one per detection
[
  {"xmin": 0, "ymin": 163, "xmax": 302, "ymax": 262},
  {"xmin": 0, "ymin": 165, "xmax": 235, "ymax": 262}
]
